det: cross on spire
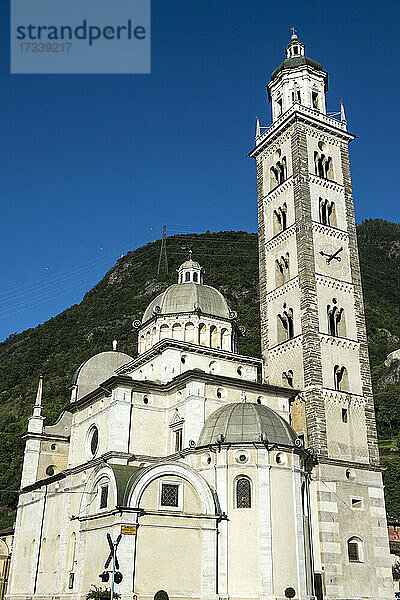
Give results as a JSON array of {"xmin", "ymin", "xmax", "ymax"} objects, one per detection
[{"xmin": 290, "ymin": 26, "xmax": 298, "ymax": 39}]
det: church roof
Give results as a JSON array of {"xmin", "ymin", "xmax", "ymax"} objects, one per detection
[
  {"xmin": 271, "ymin": 56, "xmax": 328, "ymax": 89},
  {"xmin": 142, "ymin": 283, "xmax": 231, "ymax": 323},
  {"xmin": 198, "ymin": 402, "xmax": 298, "ymax": 447},
  {"xmin": 179, "ymin": 259, "xmax": 201, "ymax": 270}
]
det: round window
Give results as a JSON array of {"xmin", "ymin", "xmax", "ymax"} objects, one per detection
[
  {"xmin": 46, "ymin": 465, "xmax": 55, "ymax": 476},
  {"xmin": 216, "ymin": 387, "xmax": 227, "ymax": 400},
  {"xmin": 50, "ymin": 443, "xmax": 57, "ymax": 451},
  {"xmin": 89, "ymin": 426, "xmax": 99, "ymax": 457},
  {"xmin": 275, "ymin": 452, "xmax": 287, "ymax": 466},
  {"xmin": 234, "ymin": 449, "xmax": 249, "ymax": 464}
]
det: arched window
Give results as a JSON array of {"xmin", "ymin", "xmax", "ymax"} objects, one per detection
[
  {"xmin": 145, "ymin": 331, "xmax": 151, "ymax": 350},
  {"xmin": 199, "ymin": 323, "xmax": 207, "ymax": 346},
  {"xmin": 334, "ymin": 365, "xmax": 349, "ymax": 392},
  {"xmin": 347, "ymin": 537, "xmax": 364, "ymax": 562},
  {"xmin": 151, "ymin": 327, "xmax": 157, "ymax": 345},
  {"xmin": 273, "ymin": 202, "xmax": 287, "ymax": 235},
  {"xmin": 28, "ymin": 539, "xmax": 35, "ymax": 577},
  {"xmin": 38, "ymin": 538, "xmax": 46, "ymax": 573},
  {"xmin": 236, "ymin": 477, "xmax": 251, "ymax": 509},
  {"xmin": 53, "ymin": 535, "xmax": 60, "ymax": 573},
  {"xmin": 172, "ymin": 323, "xmax": 183, "ymax": 340},
  {"xmin": 221, "ymin": 328, "xmax": 230, "ymax": 351},
  {"xmin": 275, "ymin": 253, "xmax": 290, "ymax": 286},
  {"xmin": 277, "ymin": 307, "xmax": 294, "ymax": 343},
  {"xmin": 210, "ymin": 325, "xmax": 218, "ymax": 348},
  {"xmin": 319, "ymin": 198, "xmax": 337, "ymax": 227},
  {"xmin": 315, "ymin": 152, "xmax": 334, "ymax": 181},
  {"xmin": 139, "ymin": 335, "xmax": 145, "ymax": 353},
  {"xmin": 184, "ymin": 322, "xmax": 194, "ymax": 343},
  {"xmin": 270, "ymin": 158, "xmax": 287, "ymax": 191},
  {"xmin": 282, "ymin": 370, "xmax": 294, "ymax": 387},
  {"xmin": 193, "ymin": 272, "xmax": 198, "ymax": 282},
  {"xmin": 327, "ymin": 303, "xmax": 346, "ymax": 337},
  {"xmin": 185, "ymin": 272, "xmax": 190, "ymax": 282},
  {"xmin": 69, "ymin": 533, "xmax": 76, "ymax": 573},
  {"xmin": 160, "ymin": 324, "xmax": 169, "ymax": 340}
]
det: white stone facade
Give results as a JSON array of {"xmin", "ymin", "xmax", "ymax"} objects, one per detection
[{"xmin": 7, "ymin": 33, "xmax": 393, "ymax": 600}]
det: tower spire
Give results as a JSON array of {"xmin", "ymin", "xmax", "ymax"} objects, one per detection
[
  {"xmin": 340, "ymin": 99, "xmax": 347, "ymax": 123},
  {"xmin": 28, "ymin": 376, "xmax": 45, "ymax": 433},
  {"xmin": 35, "ymin": 376, "xmax": 43, "ymax": 407}
]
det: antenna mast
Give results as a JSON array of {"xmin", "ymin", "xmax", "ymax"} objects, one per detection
[{"xmin": 157, "ymin": 224, "xmax": 168, "ymax": 277}]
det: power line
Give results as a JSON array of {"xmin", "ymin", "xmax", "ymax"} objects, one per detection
[{"xmin": 157, "ymin": 225, "xmax": 168, "ymax": 278}]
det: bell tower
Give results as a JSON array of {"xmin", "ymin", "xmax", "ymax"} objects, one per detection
[{"xmin": 250, "ymin": 32, "xmax": 393, "ymax": 599}]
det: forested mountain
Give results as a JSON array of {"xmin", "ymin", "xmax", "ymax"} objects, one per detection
[{"xmin": 0, "ymin": 219, "xmax": 399, "ymax": 527}]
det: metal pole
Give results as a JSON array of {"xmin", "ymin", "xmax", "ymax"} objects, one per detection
[{"xmin": 110, "ymin": 541, "xmax": 116, "ymax": 600}]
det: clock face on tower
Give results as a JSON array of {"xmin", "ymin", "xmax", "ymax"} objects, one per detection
[{"xmin": 316, "ymin": 242, "xmax": 344, "ymax": 274}]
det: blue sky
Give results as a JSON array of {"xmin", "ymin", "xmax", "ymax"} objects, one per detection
[{"xmin": 0, "ymin": 0, "xmax": 399, "ymax": 341}]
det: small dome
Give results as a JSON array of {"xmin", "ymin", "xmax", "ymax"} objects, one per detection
[
  {"xmin": 271, "ymin": 56, "xmax": 326, "ymax": 87},
  {"xmin": 198, "ymin": 402, "xmax": 298, "ymax": 447},
  {"xmin": 180, "ymin": 259, "xmax": 201, "ymax": 270},
  {"xmin": 142, "ymin": 283, "xmax": 231, "ymax": 323}
]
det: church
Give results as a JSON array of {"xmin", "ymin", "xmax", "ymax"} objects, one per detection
[{"xmin": 7, "ymin": 33, "xmax": 393, "ymax": 600}]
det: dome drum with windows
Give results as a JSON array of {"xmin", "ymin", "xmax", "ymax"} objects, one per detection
[{"xmin": 138, "ymin": 257, "xmax": 240, "ymax": 354}]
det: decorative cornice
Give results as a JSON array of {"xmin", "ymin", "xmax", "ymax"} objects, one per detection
[
  {"xmin": 267, "ymin": 277, "xmax": 299, "ymax": 301},
  {"xmin": 268, "ymin": 335, "xmax": 303, "ymax": 358},
  {"xmin": 118, "ymin": 338, "xmax": 261, "ymax": 373},
  {"xmin": 66, "ymin": 369, "xmax": 297, "ymax": 414},
  {"xmin": 312, "ymin": 222, "xmax": 349, "ymax": 241},
  {"xmin": 308, "ymin": 173, "xmax": 345, "ymax": 193},
  {"xmin": 323, "ymin": 388, "xmax": 365, "ymax": 407},
  {"xmin": 265, "ymin": 224, "xmax": 296, "ymax": 251},
  {"xmin": 319, "ymin": 333, "xmax": 359, "ymax": 350},
  {"xmin": 315, "ymin": 274, "xmax": 354, "ymax": 293},
  {"xmin": 249, "ymin": 104, "xmax": 355, "ymax": 158},
  {"xmin": 263, "ymin": 177, "xmax": 293, "ymax": 203}
]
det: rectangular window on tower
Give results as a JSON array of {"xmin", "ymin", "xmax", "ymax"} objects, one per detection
[{"xmin": 175, "ymin": 428, "xmax": 183, "ymax": 452}]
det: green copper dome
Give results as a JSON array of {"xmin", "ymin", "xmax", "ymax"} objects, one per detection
[
  {"xmin": 198, "ymin": 402, "xmax": 298, "ymax": 447},
  {"xmin": 142, "ymin": 283, "xmax": 231, "ymax": 324}
]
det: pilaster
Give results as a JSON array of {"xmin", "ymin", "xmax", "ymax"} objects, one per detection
[
  {"xmin": 291, "ymin": 123, "xmax": 327, "ymax": 455},
  {"xmin": 340, "ymin": 142, "xmax": 379, "ymax": 465}
]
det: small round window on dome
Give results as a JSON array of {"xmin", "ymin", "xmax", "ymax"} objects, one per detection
[
  {"xmin": 234, "ymin": 450, "xmax": 249, "ymax": 464},
  {"xmin": 216, "ymin": 387, "xmax": 227, "ymax": 400},
  {"xmin": 209, "ymin": 360, "xmax": 220, "ymax": 373},
  {"xmin": 275, "ymin": 452, "xmax": 287, "ymax": 466}
]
